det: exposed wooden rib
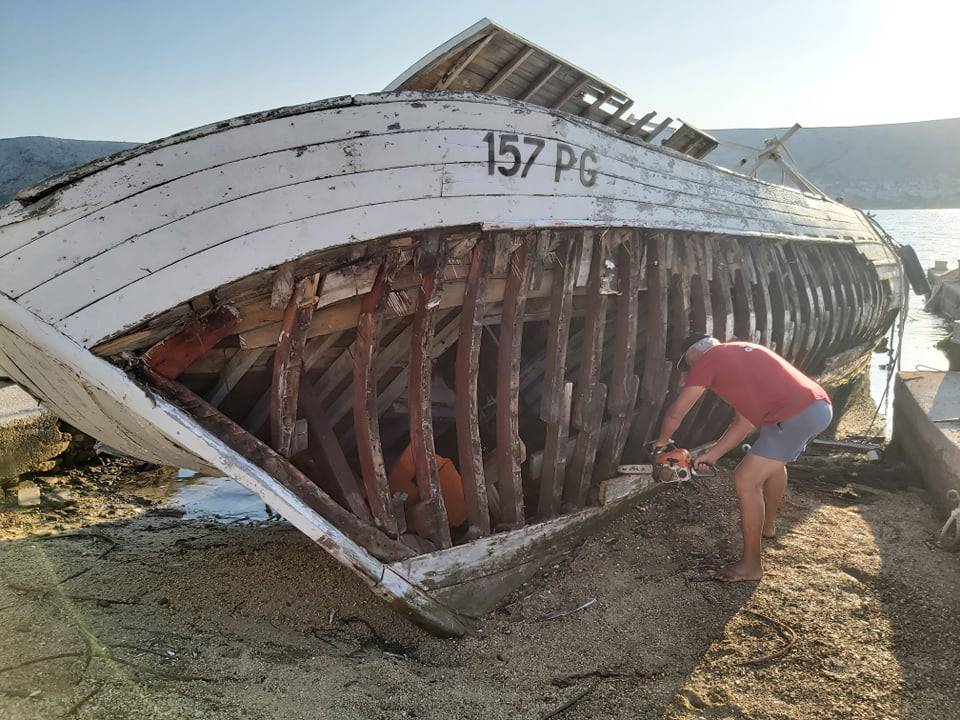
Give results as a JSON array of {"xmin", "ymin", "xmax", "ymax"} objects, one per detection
[
  {"xmin": 565, "ymin": 230, "xmax": 610, "ymax": 508},
  {"xmin": 594, "ymin": 230, "xmax": 642, "ymax": 481},
  {"xmin": 604, "ymin": 99, "xmax": 634, "ymax": 125},
  {"xmin": 271, "ymin": 275, "xmax": 319, "ymax": 456},
  {"xmin": 624, "ymin": 110, "xmax": 657, "ymax": 137},
  {"xmin": 537, "ymin": 232, "xmax": 577, "ymax": 518},
  {"xmin": 728, "ymin": 241, "xmax": 753, "ymax": 342},
  {"xmin": 142, "ymin": 305, "xmax": 240, "ymax": 380},
  {"xmin": 299, "ymin": 383, "xmax": 372, "ymax": 521},
  {"xmin": 455, "ymin": 235, "xmax": 492, "ymax": 536},
  {"xmin": 628, "ymin": 231, "xmax": 669, "ymax": 447},
  {"xmin": 496, "ymin": 235, "xmax": 533, "ymax": 529},
  {"xmin": 353, "ymin": 252, "xmax": 402, "ymax": 536},
  {"xmin": 205, "ymin": 347, "xmax": 266, "ymax": 407},
  {"xmin": 550, "ymin": 76, "xmax": 588, "ymax": 109},
  {"xmin": 644, "ymin": 117, "xmax": 673, "ymax": 143},
  {"xmin": 142, "ymin": 367, "xmax": 412, "ymax": 562},
  {"xmin": 747, "ymin": 243, "xmax": 773, "ymax": 347},
  {"xmin": 520, "ymin": 62, "xmax": 561, "ymax": 101},
  {"xmin": 483, "ymin": 47, "xmax": 535, "ymax": 94},
  {"xmin": 580, "ymin": 89, "xmax": 614, "ymax": 118},
  {"xmin": 407, "ymin": 235, "xmax": 453, "ymax": 548},
  {"xmin": 435, "ymin": 31, "xmax": 498, "ymax": 90}
]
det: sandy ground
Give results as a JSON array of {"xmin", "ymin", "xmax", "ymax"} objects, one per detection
[{"xmin": 1, "ymin": 437, "xmax": 959, "ymax": 720}]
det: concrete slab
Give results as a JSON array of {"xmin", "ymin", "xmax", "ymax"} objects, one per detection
[
  {"xmin": 893, "ymin": 372, "xmax": 960, "ymax": 512},
  {"xmin": 0, "ymin": 381, "xmax": 70, "ymax": 485}
]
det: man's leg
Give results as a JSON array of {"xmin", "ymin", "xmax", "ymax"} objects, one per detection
[
  {"xmin": 762, "ymin": 465, "xmax": 788, "ymax": 538},
  {"xmin": 718, "ymin": 453, "xmax": 786, "ymax": 581}
]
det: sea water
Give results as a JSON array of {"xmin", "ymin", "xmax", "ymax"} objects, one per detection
[{"xmin": 869, "ymin": 208, "xmax": 960, "ymax": 429}]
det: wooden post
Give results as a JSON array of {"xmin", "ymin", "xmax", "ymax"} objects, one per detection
[
  {"xmin": 594, "ymin": 230, "xmax": 642, "ymax": 481},
  {"xmin": 142, "ymin": 305, "xmax": 240, "ymax": 380},
  {"xmin": 271, "ymin": 275, "xmax": 320, "ymax": 456},
  {"xmin": 537, "ymin": 232, "xmax": 577, "ymax": 518},
  {"xmin": 141, "ymin": 367, "xmax": 412, "ymax": 562},
  {"xmin": 353, "ymin": 252, "xmax": 402, "ymax": 536},
  {"xmin": 455, "ymin": 235, "xmax": 492, "ymax": 536},
  {"xmin": 564, "ymin": 230, "xmax": 610, "ymax": 509},
  {"xmin": 408, "ymin": 234, "xmax": 453, "ymax": 548},
  {"xmin": 496, "ymin": 235, "xmax": 533, "ymax": 529}
]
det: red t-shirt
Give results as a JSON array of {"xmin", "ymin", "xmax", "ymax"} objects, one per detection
[{"xmin": 684, "ymin": 342, "xmax": 829, "ymax": 427}]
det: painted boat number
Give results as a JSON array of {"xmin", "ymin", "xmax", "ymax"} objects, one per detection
[{"xmin": 482, "ymin": 132, "xmax": 597, "ymax": 187}]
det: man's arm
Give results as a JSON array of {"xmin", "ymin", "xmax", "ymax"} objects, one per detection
[
  {"xmin": 654, "ymin": 385, "xmax": 706, "ymax": 447},
  {"xmin": 695, "ymin": 412, "xmax": 755, "ymax": 468}
]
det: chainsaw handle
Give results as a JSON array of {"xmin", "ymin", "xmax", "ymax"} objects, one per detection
[{"xmin": 645, "ymin": 439, "xmax": 676, "ymax": 455}]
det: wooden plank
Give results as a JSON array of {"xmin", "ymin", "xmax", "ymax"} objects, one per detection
[
  {"xmin": 580, "ymin": 89, "xmax": 614, "ymax": 118},
  {"xmin": 550, "ymin": 76, "xmax": 588, "ymax": 109},
  {"xmin": 435, "ymin": 31, "xmax": 499, "ymax": 90},
  {"xmin": 298, "ymin": 383, "xmax": 372, "ymax": 521},
  {"xmin": 644, "ymin": 117, "xmax": 673, "ymax": 143},
  {"xmin": 271, "ymin": 275, "xmax": 319, "ymax": 456},
  {"xmin": 495, "ymin": 234, "xmax": 533, "ymax": 529},
  {"xmin": 407, "ymin": 235, "xmax": 453, "ymax": 548},
  {"xmin": 624, "ymin": 110, "xmax": 658, "ymax": 137},
  {"xmin": 564, "ymin": 230, "xmax": 610, "ymax": 508},
  {"xmin": 205, "ymin": 347, "xmax": 266, "ymax": 407},
  {"xmin": 141, "ymin": 305, "xmax": 240, "ymax": 380},
  {"xmin": 604, "ymin": 99, "xmax": 634, "ymax": 125},
  {"xmin": 455, "ymin": 235, "xmax": 492, "ymax": 536},
  {"xmin": 594, "ymin": 230, "xmax": 642, "ymax": 481},
  {"xmin": 353, "ymin": 252, "xmax": 402, "ymax": 536},
  {"xmin": 627, "ymin": 231, "xmax": 669, "ymax": 447},
  {"xmin": 519, "ymin": 61, "xmax": 561, "ymax": 101},
  {"xmin": 482, "ymin": 47, "xmax": 535, "ymax": 93},
  {"xmin": 537, "ymin": 232, "xmax": 578, "ymax": 518}
]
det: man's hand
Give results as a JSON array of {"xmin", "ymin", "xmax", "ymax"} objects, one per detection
[
  {"xmin": 653, "ymin": 437, "xmax": 673, "ymax": 451},
  {"xmin": 693, "ymin": 446, "xmax": 719, "ymax": 473}
]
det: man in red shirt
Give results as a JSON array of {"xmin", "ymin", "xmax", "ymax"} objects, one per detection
[{"xmin": 654, "ymin": 334, "xmax": 832, "ymax": 581}]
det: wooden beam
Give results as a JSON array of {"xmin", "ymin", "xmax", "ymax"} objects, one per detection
[
  {"xmin": 495, "ymin": 235, "xmax": 533, "ymax": 529},
  {"xmin": 435, "ymin": 31, "xmax": 499, "ymax": 90},
  {"xmin": 353, "ymin": 252, "xmax": 402, "ymax": 536},
  {"xmin": 205, "ymin": 347, "xmax": 266, "ymax": 407},
  {"xmin": 624, "ymin": 110, "xmax": 657, "ymax": 137},
  {"xmin": 482, "ymin": 47, "xmax": 535, "ymax": 94},
  {"xmin": 141, "ymin": 367, "xmax": 412, "ymax": 562},
  {"xmin": 580, "ymin": 89, "xmax": 614, "ymax": 118},
  {"xmin": 550, "ymin": 76, "xmax": 588, "ymax": 109},
  {"xmin": 564, "ymin": 230, "xmax": 610, "ymax": 509},
  {"xmin": 519, "ymin": 62, "xmax": 561, "ymax": 101},
  {"xmin": 407, "ymin": 234, "xmax": 453, "ymax": 549},
  {"xmin": 604, "ymin": 99, "xmax": 634, "ymax": 125},
  {"xmin": 455, "ymin": 235, "xmax": 492, "ymax": 536},
  {"xmin": 643, "ymin": 117, "xmax": 673, "ymax": 143},
  {"xmin": 537, "ymin": 232, "xmax": 577, "ymax": 519},
  {"xmin": 594, "ymin": 230, "xmax": 642, "ymax": 481},
  {"xmin": 142, "ymin": 305, "xmax": 240, "ymax": 380},
  {"xmin": 298, "ymin": 381, "xmax": 372, "ymax": 521},
  {"xmin": 271, "ymin": 275, "xmax": 319, "ymax": 456}
]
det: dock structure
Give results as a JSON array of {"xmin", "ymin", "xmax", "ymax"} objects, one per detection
[{"xmin": 893, "ymin": 372, "xmax": 960, "ymax": 512}]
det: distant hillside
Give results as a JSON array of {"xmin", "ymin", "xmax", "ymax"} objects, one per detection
[
  {"xmin": 2, "ymin": 117, "xmax": 959, "ymax": 209},
  {"xmin": 0, "ymin": 137, "xmax": 138, "ymax": 205},
  {"xmin": 708, "ymin": 117, "xmax": 960, "ymax": 209}
]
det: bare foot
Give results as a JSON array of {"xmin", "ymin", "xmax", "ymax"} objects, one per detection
[
  {"xmin": 762, "ymin": 523, "xmax": 777, "ymax": 539},
  {"xmin": 713, "ymin": 560, "xmax": 763, "ymax": 582}
]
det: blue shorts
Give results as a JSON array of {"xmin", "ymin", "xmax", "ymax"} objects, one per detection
[{"xmin": 750, "ymin": 400, "xmax": 833, "ymax": 463}]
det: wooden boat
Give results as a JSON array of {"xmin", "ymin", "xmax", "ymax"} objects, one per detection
[{"xmin": 0, "ymin": 20, "xmax": 908, "ymax": 635}]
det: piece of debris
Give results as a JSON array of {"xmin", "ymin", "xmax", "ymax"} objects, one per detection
[{"xmin": 16, "ymin": 481, "xmax": 40, "ymax": 507}]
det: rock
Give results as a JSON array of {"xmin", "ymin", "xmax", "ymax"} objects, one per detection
[
  {"xmin": 0, "ymin": 382, "xmax": 71, "ymax": 487},
  {"xmin": 16, "ymin": 481, "xmax": 41, "ymax": 507},
  {"xmin": 41, "ymin": 489, "xmax": 76, "ymax": 509}
]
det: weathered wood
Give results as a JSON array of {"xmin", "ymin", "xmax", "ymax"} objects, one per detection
[
  {"xmin": 141, "ymin": 305, "xmax": 240, "ymax": 380},
  {"xmin": 482, "ymin": 47, "xmax": 534, "ymax": 93},
  {"xmin": 142, "ymin": 367, "xmax": 412, "ymax": 561},
  {"xmin": 550, "ymin": 76, "xmax": 588, "ymax": 109},
  {"xmin": 271, "ymin": 275, "xmax": 319, "ymax": 456},
  {"xmin": 298, "ymin": 382, "xmax": 372, "ymax": 521},
  {"xmin": 628, "ymin": 232, "xmax": 669, "ymax": 447},
  {"xmin": 205, "ymin": 347, "xmax": 267, "ymax": 407},
  {"xmin": 594, "ymin": 230, "xmax": 642, "ymax": 481},
  {"xmin": 598, "ymin": 472, "xmax": 654, "ymax": 505},
  {"xmin": 537, "ymin": 232, "xmax": 578, "ymax": 518},
  {"xmin": 435, "ymin": 31, "xmax": 498, "ymax": 90},
  {"xmin": 407, "ymin": 235, "xmax": 453, "ymax": 548},
  {"xmin": 496, "ymin": 235, "xmax": 533, "ymax": 529},
  {"xmin": 564, "ymin": 230, "xmax": 610, "ymax": 508},
  {"xmin": 353, "ymin": 252, "xmax": 402, "ymax": 536},
  {"xmin": 519, "ymin": 62, "xmax": 561, "ymax": 101},
  {"xmin": 455, "ymin": 235, "xmax": 492, "ymax": 536}
]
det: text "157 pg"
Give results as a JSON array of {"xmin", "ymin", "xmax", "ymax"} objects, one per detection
[{"xmin": 482, "ymin": 132, "xmax": 597, "ymax": 187}]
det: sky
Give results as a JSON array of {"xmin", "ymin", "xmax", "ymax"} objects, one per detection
[{"xmin": 1, "ymin": 0, "xmax": 958, "ymax": 142}]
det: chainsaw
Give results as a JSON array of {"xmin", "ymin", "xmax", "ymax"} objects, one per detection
[{"xmin": 645, "ymin": 441, "xmax": 717, "ymax": 483}]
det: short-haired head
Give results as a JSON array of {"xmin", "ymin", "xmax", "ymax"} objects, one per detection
[{"xmin": 678, "ymin": 334, "xmax": 719, "ymax": 370}]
